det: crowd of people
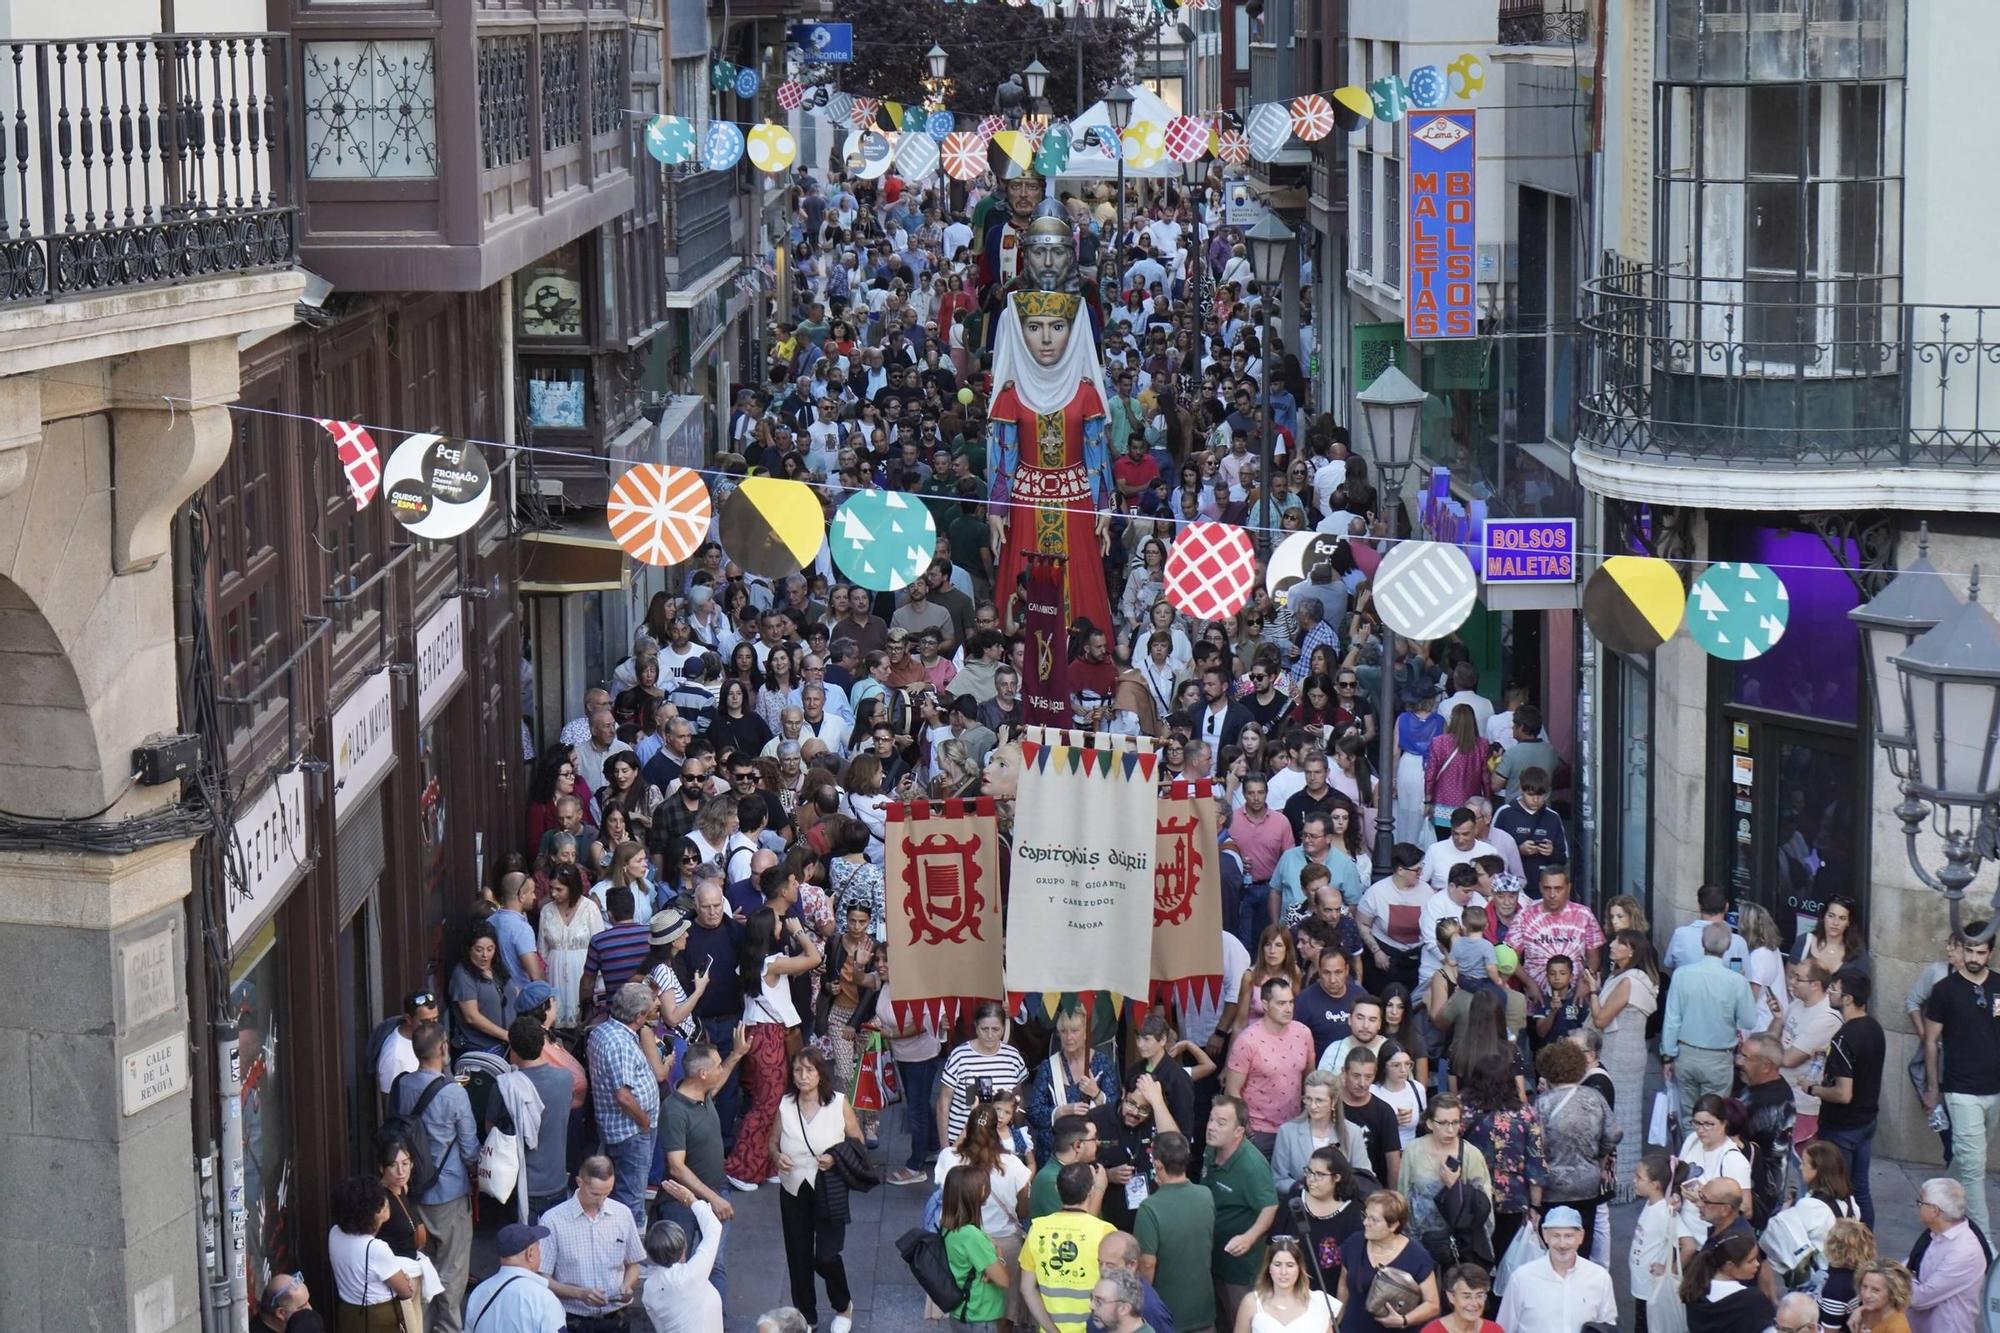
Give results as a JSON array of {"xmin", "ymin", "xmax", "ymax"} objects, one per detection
[{"xmin": 275, "ymin": 154, "xmax": 2000, "ymax": 1333}]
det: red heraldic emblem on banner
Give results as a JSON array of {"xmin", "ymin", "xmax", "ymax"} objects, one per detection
[
  {"xmin": 885, "ymin": 797, "xmax": 1004, "ymax": 1031},
  {"xmin": 1144, "ymin": 780, "xmax": 1225, "ymax": 1019}
]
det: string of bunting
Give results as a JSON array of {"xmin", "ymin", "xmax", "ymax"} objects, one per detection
[{"xmin": 637, "ymin": 51, "xmax": 1492, "ymax": 175}]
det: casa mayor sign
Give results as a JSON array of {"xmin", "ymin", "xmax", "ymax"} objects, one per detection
[{"xmin": 333, "ymin": 668, "xmax": 395, "ymax": 821}]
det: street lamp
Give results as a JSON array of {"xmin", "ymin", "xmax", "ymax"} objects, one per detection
[
  {"xmin": 926, "ymin": 44, "xmax": 948, "ymax": 82},
  {"xmin": 1181, "ymin": 155, "xmax": 1207, "ymax": 402},
  {"xmin": 1355, "ymin": 359, "xmax": 1429, "ymax": 873},
  {"xmin": 1104, "ymin": 87, "xmax": 1135, "ymax": 312},
  {"xmin": 1849, "ymin": 523, "xmax": 1961, "ymax": 777},
  {"xmin": 1022, "ymin": 59, "xmax": 1049, "ymax": 102},
  {"xmin": 1246, "ymin": 211, "xmax": 1293, "ymax": 558}
]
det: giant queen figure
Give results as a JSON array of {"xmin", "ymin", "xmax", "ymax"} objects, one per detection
[{"xmin": 987, "ymin": 203, "xmax": 1114, "ymax": 635}]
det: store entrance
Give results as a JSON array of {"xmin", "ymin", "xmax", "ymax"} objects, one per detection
[{"xmin": 1715, "ymin": 712, "xmax": 1860, "ymax": 950}]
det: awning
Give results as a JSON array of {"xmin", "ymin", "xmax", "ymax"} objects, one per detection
[
  {"xmin": 664, "ymin": 257, "xmax": 741, "ymax": 310},
  {"xmin": 1243, "ymin": 179, "xmax": 1312, "ymax": 212},
  {"xmin": 519, "ymin": 513, "xmax": 629, "ymax": 593}
]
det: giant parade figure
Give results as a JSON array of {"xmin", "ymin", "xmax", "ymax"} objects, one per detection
[{"xmin": 987, "ymin": 202, "xmax": 1114, "ymax": 638}]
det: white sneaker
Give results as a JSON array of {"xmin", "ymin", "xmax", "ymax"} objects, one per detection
[
  {"xmin": 831, "ymin": 1314, "xmax": 853, "ymax": 1333},
  {"xmin": 725, "ymin": 1174, "xmax": 760, "ymax": 1193}
]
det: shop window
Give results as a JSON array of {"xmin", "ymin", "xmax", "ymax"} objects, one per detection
[
  {"xmin": 1354, "ymin": 151, "xmax": 1373, "ymax": 277},
  {"xmin": 230, "ymin": 921, "xmax": 295, "ymax": 1312},
  {"xmin": 1725, "ymin": 525, "xmax": 1860, "ymax": 725},
  {"xmin": 1383, "ymin": 156, "xmax": 1401, "ymax": 293}
]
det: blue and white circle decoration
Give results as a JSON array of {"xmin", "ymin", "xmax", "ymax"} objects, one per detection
[
  {"xmin": 926, "ymin": 110, "xmax": 954, "ymax": 142},
  {"xmin": 734, "ymin": 66, "xmax": 761, "ymax": 100},
  {"xmin": 1405, "ymin": 64, "xmax": 1447, "ymax": 109},
  {"xmin": 702, "ymin": 120, "xmax": 744, "ymax": 171}
]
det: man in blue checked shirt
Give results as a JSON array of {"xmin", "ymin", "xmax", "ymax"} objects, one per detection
[{"xmin": 587, "ymin": 982, "xmax": 672, "ymax": 1225}]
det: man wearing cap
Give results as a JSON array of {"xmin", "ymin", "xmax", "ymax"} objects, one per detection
[
  {"xmin": 537, "ymin": 1156, "xmax": 645, "ymax": 1328},
  {"xmin": 375, "ymin": 989, "xmax": 441, "ymax": 1098},
  {"xmin": 1493, "ymin": 1205, "xmax": 1616, "ymax": 1333},
  {"xmin": 257, "ymin": 1271, "xmax": 325, "ymax": 1332},
  {"xmin": 464, "ymin": 1222, "xmax": 564, "ymax": 1332}
]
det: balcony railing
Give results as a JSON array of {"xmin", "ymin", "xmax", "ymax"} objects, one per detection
[
  {"xmin": 0, "ymin": 35, "xmax": 294, "ymax": 306},
  {"xmin": 665, "ymin": 166, "xmax": 734, "ymax": 290},
  {"xmin": 1497, "ymin": 1, "xmax": 1589, "ymax": 45},
  {"xmin": 1580, "ymin": 257, "xmax": 2000, "ymax": 470}
]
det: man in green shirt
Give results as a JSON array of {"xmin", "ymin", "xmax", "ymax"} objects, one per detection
[
  {"xmin": 1031, "ymin": 1113, "xmax": 1101, "ymax": 1220},
  {"xmin": 1201, "ymin": 1094, "xmax": 1278, "ymax": 1330},
  {"xmin": 1135, "ymin": 1131, "xmax": 1217, "ymax": 1331}
]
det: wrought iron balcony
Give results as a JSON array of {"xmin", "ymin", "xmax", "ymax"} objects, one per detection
[
  {"xmin": 1497, "ymin": 0, "xmax": 1589, "ymax": 45},
  {"xmin": 0, "ymin": 35, "xmax": 295, "ymax": 306},
  {"xmin": 665, "ymin": 165, "xmax": 735, "ymax": 291},
  {"xmin": 1580, "ymin": 258, "xmax": 2000, "ymax": 471}
]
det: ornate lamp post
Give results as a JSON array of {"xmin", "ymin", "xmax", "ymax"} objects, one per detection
[
  {"xmin": 1356, "ymin": 361, "xmax": 1428, "ymax": 871},
  {"xmin": 926, "ymin": 44, "xmax": 948, "ymax": 83},
  {"xmin": 1246, "ymin": 211, "xmax": 1293, "ymax": 557},
  {"xmin": 1181, "ymin": 154, "xmax": 1207, "ymax": 402},
  {"xmin": 1103, "ymin": 86, "xmax": 1135, "ymax": 312}
]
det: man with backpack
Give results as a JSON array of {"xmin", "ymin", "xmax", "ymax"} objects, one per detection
[
  {"xmin": 371, "ymin": 989, "xmax": 440, "ymax": 1100},
  {"xmin": 387, "ymin": 1021, "xmax": 480, "ymax": 1333}
]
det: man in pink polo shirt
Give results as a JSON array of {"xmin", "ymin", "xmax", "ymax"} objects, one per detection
[
  {"xmin": 1222, "ymin": 976, "xmax": 1315, "ymax": 1156},
  {"xmin": 1228, "ymin": 775, "xmax": 1296, "ymax": 944}
]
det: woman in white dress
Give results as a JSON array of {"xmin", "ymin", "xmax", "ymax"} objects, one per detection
[
  {"xmin": 1235, "ymin": 1236, "xmax": 1336, "ymax": 1332},
  {"xmin": 1586, "ymin": 926, "xmax": 1659, "ymax": 1197},
  {"xmin": 535, "ymin": 865, "xmax": 603, "ymax": 1031}
]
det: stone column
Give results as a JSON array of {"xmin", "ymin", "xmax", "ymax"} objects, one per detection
[{"xmin": 0, "ymin": 842, "xmax": 201, "ymax": 1333}]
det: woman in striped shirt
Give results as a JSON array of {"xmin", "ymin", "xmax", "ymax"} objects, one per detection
[{"xmin": 936, "ymin": 1001, "xmax": 1029, "ymax": 1149}]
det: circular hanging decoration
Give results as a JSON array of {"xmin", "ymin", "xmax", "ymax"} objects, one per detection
[
  {"xmin": 1448, "ymin": 52, "xmax": 1487, "ymax": 97},
  {"xmin": 894, "ymin": 128, "xmax": 940, "ymax": 178},
  {"xmin": 831, "ymin": 489, "xmax": 938, "ymax": 593},
  {"xmin": 1333, "ymin": 86, "xmax": 1375, "ymax": 123},
  {"xmin": 1372, "ymin": 540, "xmax": 1478, "ymax": 641},
  {"xmin": 941, "ymin": 131, "xmax": 987, "ymax": 180},
  {"xmin": 849, "ymin": 130, "xmax": 894, "ymax": 179},
  {"xmin": 1163, "ymin": 115, "xmax": 1209, "ymax": 162},
  {"xmin": 1370, "ymin": 75, "xmax": 1410, "ymax": 123},
  {"xmin": 1581, "ymin": 556, "xmax": 1685, "ymax": 655},
  {"xmin": 746, "ymin": 121, "xmax": 798, "ymax": 173},
  {"xmin": 1165, "ymin": 522, "xmax": 1258, "ymax": 621},
  {"xmin": 776, "ymin": 80, "xmax": 804, "ymax": 112},
  {"xmin": 1685, "ymin": 562, "xmax": 1790, "ymax": 661},
  {"xmin": 825, "ymin": 91, "xmax": 855, "ymax": 127},
  {"xmin": 1032, "ymin": 119, "xmax": 1072, "ymax": 174},
  {"xmin": 711, "ymin": 61, "xmax": 736, "ymax": 93},
  {"xmin": 383, "ymin": 434, "xmax": 492, "ymax": 541},
  {"xmin": 607, "ymin": 464, "xmax": 711, "ymax": 567},
  {"xmin": 718, "ymin": 477, "xmax": 826, "ymax": 580},
  {"xmin": 848, "ymin": 96, "xmax": 881, "ymax": 130},
  {"xmin": 927, "ymin": 109, "xmax": 954, "ymax": 142},
  {"xmin": 1406, "ymin": 64, "xmax": 1448, "ymax": 109},
  {"xmin": 1246, "ymin": 101, "xmax": 1292, "ymax": 162},
  {"xmin": 1289, "ymin": 93, "xmax": 1335, "ymax": 141},
  {"xmin": 1265, "ymin": 529, "xmax": 1349, "ymax": 606},
  {"xmin": 644, "ymin": 115, "xmax": 697, "ymax": 165},
  {"xmin": 1214, "ymin": 127, "xmax": 1251, "ymax": 165},
  {"xmin": 976, "ymin": 114, "xmax": 1005, "ymax": 143},
  {"xmin": 1120, "ymin": 120, "xmax": 1165, "ymax": 168},
  {"xmin": 734, "ymin": 66, "xmax": 761, "ymax": 99},
  {"xmin": 702, "ymin": 120, "xmax": 744, "ymax": 171}
]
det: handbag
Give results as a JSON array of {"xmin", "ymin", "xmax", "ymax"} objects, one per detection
[
  {"xmin": 853, "ymin": 1032, "xmax": 889, "ymax": 1112},
  {"xmin": 1364, "ymin": 1266, "xmax": 1423, "ymax": 1320}
]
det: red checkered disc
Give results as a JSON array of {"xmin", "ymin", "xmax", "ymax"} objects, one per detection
[
  {"xmin": 976, "ymin": 114, "xmax": 1004, "ymax": 143},
  {"xmin": 776, "ymin": 80, "xmax": 803, "ymax": 111},
  {"xmin": 316, "ymin": 418, "xmax": 382, "ymax": 509},
  {"xmin": 1163, "ymin": 115, "xmax": 1209, "ymax": 162},
  {"xmin": 941, "ymin": 131, "xmax": 987, "ymax": 180},
  {"xmin": 1290, "ymin": 93, "xmax": 1335, "ymax": 141},
  {"xmin": 1165, "ymin": 521, "xmax": 1258, "ymax": 620},
  {"xmin": 1215, "ymin": 128, "xmax": 1251, "ymax": 164}
]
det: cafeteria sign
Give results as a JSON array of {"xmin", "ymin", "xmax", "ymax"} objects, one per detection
[
  {"xmin": 1406, "ymin": 111, "xmax": 1477, "ymax": 339},
  {"xmin": 1482, "ymin": 517, "xmax": 1575, "ymax": 584}
]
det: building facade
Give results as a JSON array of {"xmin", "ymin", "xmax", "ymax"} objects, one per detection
[{"xmin": 1578, "ymin": 0, "xmax": 1998, "ymax": 1163}]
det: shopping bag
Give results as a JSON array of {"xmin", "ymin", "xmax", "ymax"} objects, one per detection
[
  {"xmin": 853, "ymin": 1033, "xmax": 888, "ymax": 1112},
  {"xmin": 1649, "ymin": 1089, "xmax": 1679, "ymax": 1149},
  {"xmin": 1493, "ymin": 1221, "xmax": 1546, "ymax": 1294},
  {"xmin": 476, "ymin": 1124, "xmax": 520, "ymax": 1202},
  {"xmin": 876, "ymin": 1032, "xmax": 904, "ymax": 1106},
  {"xmin": 1647, "ymin": 1239, "xmax": 1688, "ymax": 1333}
]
